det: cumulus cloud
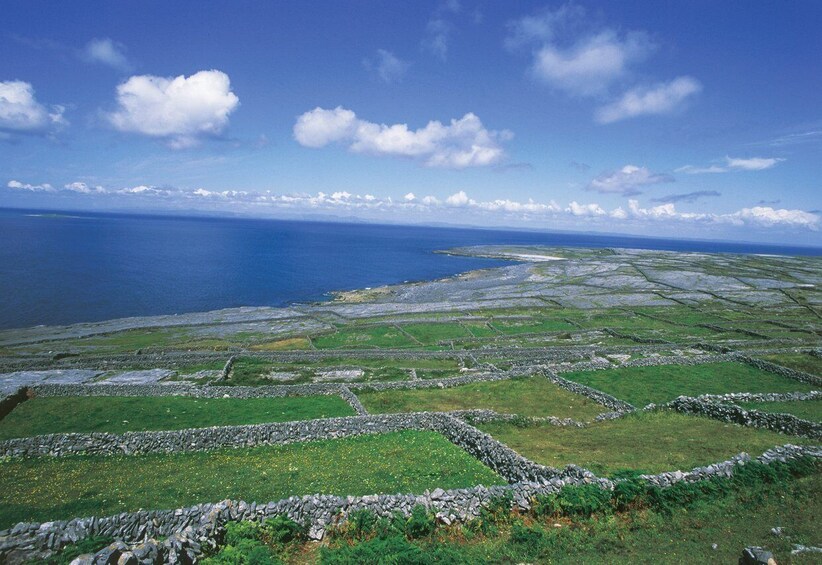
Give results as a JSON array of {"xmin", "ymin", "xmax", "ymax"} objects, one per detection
[
  {"xmin": 727, "ymin": 207, "xmax": 819, "ymax": 229},
  {"xmin": 587, "ymin": 165, "xmax": 674, "ymax": 196},
  {"xmin": 293, "ymin": 107, "xmax": 511, "ymax": 169},
  {"xmin": 676, "ymin": 156, "xmax": 785, "ymax": 174},
  {"xmin": 82, "ymin": 38, "xmax": 132, "ymax": 71},
  {"xmin": 567, "ymin": 201, "xmax": 606, "ymax": 216},
  {"xmin": 651, "ymin": 190, "xmax": 720, "ymax": 204},
  {"xmin": 595, "ymin": 76, "xmax": 702, "ymax": 123},
  {"xmin": 364, "ymin": 49, "xmax": 409, "ymax": 83},
  {"xmin": 7, "ymin": 179, "xmax": 54, "ymax": 192},
  {"xmin": 106, "ymin": 70, "xmax": 240, "ymax": 148},
  {"xmin": 64, "ymin": 181, "xmax": 106, "ymax": 194},
  {"xmin": 0, "ymin": 80, "xmax": 67, "ymax": 135}
]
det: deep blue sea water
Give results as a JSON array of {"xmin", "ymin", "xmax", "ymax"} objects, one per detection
[{"xmin": 1, "ymin": 208, "xmax": 819, "ymax": 330}]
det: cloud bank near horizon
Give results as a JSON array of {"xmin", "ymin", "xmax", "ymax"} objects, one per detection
[{"xmin": 7, "ymin": 180, "xmax": 818, "ymax": 232}]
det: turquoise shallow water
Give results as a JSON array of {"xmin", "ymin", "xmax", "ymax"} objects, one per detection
[{"xmin": 0, "ymin": 208, "xmax": 818, "ymax": 330}]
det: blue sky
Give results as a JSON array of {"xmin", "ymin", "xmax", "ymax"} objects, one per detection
[{"xmin": 1, "ymin": 1, "xmax": 820, "ymax": 244}]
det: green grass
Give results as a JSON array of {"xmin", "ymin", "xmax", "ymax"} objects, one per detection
[
  {"xmin": 0, "ymin": 430, "xmax": 505, "ymax": 529},
  {"xmin": 478, "ymin": 411, "xmax": 810, "ymax": 476},
  {"xmin": 738, "ymin": 400, "xmax": 822, "ymax": 422},
  {"xmin": 398, "ymin": 322, "xmax": 474, "ymax": 344},
  {"xmin": 563, "ymin": 362, "xmax": 815, "ymax": 407},
  {"xmin": 314, "ymin": 468, "xmax": 821, "ymax": 564},
  {"xmin": 760, "ymin": 353, "xmax": 822, "ymax": 376},
  {"xmin": 0, "ymin": 396, "xmax": 355, "ymax": 439},
  {"xmin": 490, "ymin": 318, "xmax": 578, "ymax": 335},
  {"xmin": 313, "ymin": 326, "xmax": 418, "ymax": 349},
  {"xmin": 358, "ymin": 377, "xmax": 606, "ymax": 420}
]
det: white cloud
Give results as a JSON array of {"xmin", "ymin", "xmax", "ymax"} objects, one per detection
[
  {"xmin": 82, "ymin": 38, "xmax": 131, "ymax": 71},
  {"xmin": 364, "ymin": 49, "xmax": 409, "ymax": 83},
  {"xmin": 293, "ymin": 107, "xmax": 358, "ymax": 148},
  {"xmin": 293, "ymin": 107, "xmax": 510, "ymax": 169},
  {"xmin": 532, "ymin": 31, "xmax": 653, "ymax": 97},
  {"xmin": 596, "ymin": 76, "xmax": 702, "ymax": 123},
  {"xmin": 676, "ymin": 156, "xmax": 785, "ymax": 174},
  {"xmin": 446, "ymin": 190, "xmax": 471, "ymax": 206},
  {"xmin": 567, "ymin": 201, "xmax": 606, "ymax": 216},
  {"xmin": 725, "ymin": 156, "xmax": 784, "ymax": 171},
  {"xmin": 506, "ymin": 5, "xmax": 653, "ymax": 97},
  {"xmin": 0, "ymin": 80, "xmax": 67, "ymax": 134},
  {"xmin": 7, "ymin": 180, "xmax": 54, "ymax": 192},
  {"xmin": 588, "ymin": 165, "xmax": 674, "ymax": 195},
  {"xmin": 106, "ymin": 70, "xmax": 240, "ymax": 148},
  {"xmin": 7, "ymin": 179, "xmax": 819, "ymax": 231},
  {"xmin": 65, "ymin": 182, "xmax": 106, "ymax": 194},
  {"xmin": 728, "ymin": 207, "xmax": 819, "ymax": 229}
]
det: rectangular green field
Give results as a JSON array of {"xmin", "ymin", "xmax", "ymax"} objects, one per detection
[
  {"xmin": 0, "ymin": 395, "xmax": 356, "ymax": 439},
  {"xmin": 358, "ymin": 377, "xmax": 606, "ymax": 420},
  {"xmin": 562, "ymin": 362, "xmax": 816, "ymax": 407},
  {"xmin": 398, "ymin": 323, "xmax": 474, "ymax": 344},
  {"xmin": 0, "ymin": 430, "xmax": 505, "ymax": 529},
  {"xmin": 758, "ymin": 353, "xmax": 822, "ymax": 376},
  {"xmin": 737, "ymin": 400, "xmax": 821, "ymax": 422},
  {"xmin": 478, "ymin": 411, "xmax": 810, "ymax": 476},
  {"xmin": 312, "ymin": 326, "xmax": 418, "ymax": 349}
]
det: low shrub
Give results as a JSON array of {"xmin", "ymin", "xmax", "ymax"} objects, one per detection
[
  {"xmin": 405, "ymin": 505, "xmax": 436, "ymax": 539},
  {"xmin": 261, "ymin": 515, "xmax": 305, "ymax": 545}
]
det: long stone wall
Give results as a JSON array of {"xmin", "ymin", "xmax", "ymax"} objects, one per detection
[
  {"xmin": 664, "ymin": 396, "xmax": 822, "ymax": 439},
  {"xmin": 1, "ymin": 443, "xmax": 817, "ymax": 562},
  {"xmin": 734, "ymin": 354, "xmax": 822, "ymax": 386}
]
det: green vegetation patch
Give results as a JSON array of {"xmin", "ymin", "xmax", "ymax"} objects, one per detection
[
  {"xmin": 358, "ymin": 377, "xmax": 606, "ymax": 420},
  {"xmin": 202, "ymin": 458, "xmax": 821, "ymax": 565},
  {"xmin": 490, "ymin": 318, "xmax": 578, "ymax": 335},
  {"xmin": 398, "ymin": 322, "xmax": 473, "ymax": 345},
  {"xmin": 313, "ymin": 326, "xmax": 418, "ymax": 349},
  {"xmin": 563, "ymin": 362, "xmax": 815, "ymax": 407},
  {"xmin": 0, "ymin": 430, "xmax": 504, "ymax": 529},
  {"xmin": 759, "ymin": 353, "xmax": 822, "ymax": 376},
  {"xmin": 738, "ymin": 400, "xmax": 822, "ymax": 422},
  {"xmin": 0, "ymin": 395, "xmax": 355, "ymax": 439},
  {"xmin": 478, "ymin": 411, "xmax": 810, "ymax": 476}
]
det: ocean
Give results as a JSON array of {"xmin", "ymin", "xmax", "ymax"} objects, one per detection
[{"xmin": 0, "ymin": 208, "xmax": 818, "ymax": 330}]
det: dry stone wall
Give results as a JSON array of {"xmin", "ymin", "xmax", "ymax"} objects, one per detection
[
  {"xmin": 664, "ymin": 396, "xmax": 822, "ymax": 439},
  {"xmin": 1, "ymin": 443, "xmax": 817, "ymax": 562}
]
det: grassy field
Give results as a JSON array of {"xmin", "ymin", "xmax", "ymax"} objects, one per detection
[
  {"xmin": 0, "ymin": 431, "xmax": 505, "ymax": 529},
  {"xmin": 738, "ymin": 400, "xmax": 822, "ymax": 422},
  {"xmin": 312, "ymin": 326, "xmax": 421, "ymax": 349},
  {"xmin": 310, "ymin": 469, "xmax": 821, "ymax": 564},
  {"xmin": 399, "ymin": 322, "xmax": 474, "ymax": 344},
  {"xmin": 358, "ymin": 377, "xmax": 606, "ymax": 420},
  {"xmin": 0, "ymin": 395, "xmax": 355, "ymax": 439},
  {"xmin": 759, "ymin": 353, "xmax": 822, "ymax": 375},
  {"xmin": 478, "ymin": 411, "xmax": 809, "ymax": 476},
  {"xmin": 563, "ymin": 362, "xmax": 815, "ymax": 407},
  {"xmin": 228, "ymin": 355, "xmax": 465, "ymax": 385}
]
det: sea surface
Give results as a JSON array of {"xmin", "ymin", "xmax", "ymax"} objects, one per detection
[{"xmin": 1, "ymin": 208, "xmax": 819, "ymax": 330}]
